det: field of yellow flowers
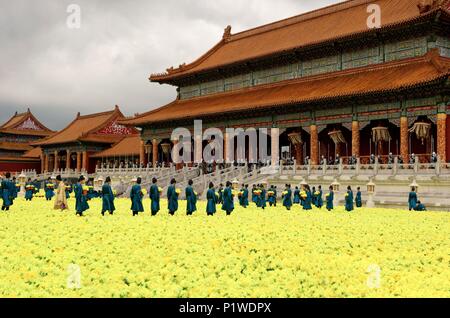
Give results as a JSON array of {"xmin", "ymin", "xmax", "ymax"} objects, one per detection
[{"xmin": 0, "ymin": 197, "xmax": 449, "ymax": 298}]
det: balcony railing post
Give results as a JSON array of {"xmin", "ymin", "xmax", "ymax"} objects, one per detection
[
  {"xmin": 393, "ymin": 157, "xmax": 398, "ymax": 176},
  {"xmin": 436, "ymin": 157, "xmax": 441, "ymax": 176}
]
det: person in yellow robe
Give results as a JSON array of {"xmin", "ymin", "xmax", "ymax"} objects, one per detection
[{"xmin": 54, "ymin": 175, "xmax": 68, "ymax": 211}]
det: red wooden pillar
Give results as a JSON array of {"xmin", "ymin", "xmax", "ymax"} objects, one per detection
[
  {"xmin": 400, "ymin": 116, "xmax": 409, "ymax": 162},
  {"xmin": 310, "ymin": 124, "xmax": 319, "ymax": 165},
  {"xmin": 437, "ymin": 113, "xmax": 447, "ymax": 162}
]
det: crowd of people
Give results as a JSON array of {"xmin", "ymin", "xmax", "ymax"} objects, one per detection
[{"xmin": 0, "ymin": 172, "xmax": 427, "ymax": 215}]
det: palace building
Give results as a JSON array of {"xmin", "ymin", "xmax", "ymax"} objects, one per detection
[
  {"xmin": 120, "ymin": 0, "xmax": 450, "ymax": 167},
  {"xmin": 34, "ymin": 106, "xmax": 138, "ymax": 174},
  {"xmin": 0, "ymin": 109, "xmax": 53, "ymax": 173}
]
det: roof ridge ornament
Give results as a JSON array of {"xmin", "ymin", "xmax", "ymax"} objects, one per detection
[
  {"xmin": 417, "ymin": 0, "xmax": 445, "ymax": 14},
  {"xmin": 223, "ymin": 25, "xmax": 232, "ymax": 40}
]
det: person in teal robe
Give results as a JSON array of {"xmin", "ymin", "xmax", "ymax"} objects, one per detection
[
  {"xmin": 12, "ymin": 178, "xmax": 19, "ymax": 199},
  {"xmin": 345, "ymin": 186, "xmax": 354, "ymax": 212},
  {"xmin": 293, "ymin": 187, "xmax": 301, "ymax": 205},
  {"xmin": 167, "ymin": 178, "xmax": 179, "ymax": 216},
  {"xmin": 130, "ymin": 177, "xmax": 144, "ymax": 216},
  {"xmin": 87, "ymin": 183, "xmax": 95, "ymax": 200},
  {"xmin": 326, "ymin": 186, "xmax": 334, "ymax": 211},
  {"xmin": 242, "ymin": 185, "xmax": 249, "ymax": 208},
  {"xmin": 259, "ymin": 186, "xmax": 267, "ymax": 210},
  {"xmin": 206, "ymin": 182, "xmax": 217, "ymax": 216},
  {"xmin": 238, "ymin": 184, "xmax": 246, "ymax": 207},
  {"xmin": 268, "ymin": 185, "xmax": 277, "ymax": 207},
  {"xmin": 312, "ymin": 187, "xmax": 318, "ymax": 207},
  {"xmin": 101, "ymin": 177, "xmax": 115, "ymax": 216},
  {"xmin": 25, "ymin": 178, "xmax": 35, "ymax": 201},
  {"xmin": 255, "ymin": 185, "xmax": 262, "ymax": 207},
  {"xmin": 316, "ymin": 186, "xmax": 324, "ymax": 209},
  {"xmin": 149, "ymin": 178, "xmax": 160, "ymax": 216},
  {"xmin": 414, "ymin": 201, "xmax": 427, "ymax": 211},
  {"xmin": 221, "ymin": 181, "xmax": 234, "ymax": 215},
  {"xmin": 1, "ymin": 173, "xmax": 14, "ymax": 211},
  {"xmin": 282, "ymin": 184, "xmax": 293, "ymax": 211},
  {"xmin": 252, "ymin": 185, "xmax": 258, "ymax": 205},
  {"xmin": 186, "ymin": 180, "xmax": 197, "ymax": 216},
  {"xmin": 65, "ymin": 183, "xmax": 73, "ymax": 199},
  {"xmin": 218, "ymin": 184, "xmax": 224, "ymax": 205},
  {"xmin": 355, "ymin": 187, "xmax": 362, "ymax": 208},
  {"xmin": 44, "ymin": 178, "xmax": 55, "ymax": 201},
  {"xmin": 74, "ymin": 176, "xmax": 89, "ymax": 216},
  {"xmin": 409, "ymin": 188, "xmax": 418, "ymax": 211},
  {"xmin": 303, "ymin": 185, "xmax": 313, "ymax": 211},
  {"xmin": 33, "ymin": 179, "xmax": 40, "ymax": 192}
]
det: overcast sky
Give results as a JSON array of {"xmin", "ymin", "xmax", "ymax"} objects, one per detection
[{"xmin": 0, "ymin": 0, "xmax": 340, "ymax": 130}]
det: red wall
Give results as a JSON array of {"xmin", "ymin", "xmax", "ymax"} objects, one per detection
[{"xmin": 0, "ymin": 161, "xmax": 41, "ymax": 174}]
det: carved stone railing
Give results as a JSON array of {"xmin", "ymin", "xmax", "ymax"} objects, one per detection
[{"xmin": 280, "ymin": 158, "xmax": 450, "ymax": 178}]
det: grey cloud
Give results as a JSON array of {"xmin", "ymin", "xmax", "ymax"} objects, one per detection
[{"xmin": 0, "ymin": 0, "xmax": 340, "ymax": 130}]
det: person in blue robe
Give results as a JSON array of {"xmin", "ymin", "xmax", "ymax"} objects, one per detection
[
  {"xmin": 12, "ymin": 177, "xmax": 19, "ymax": 199},
  {"xmin": 1, "ymin": 172, "xmax": 14, "ymax": 211},
  {"xmin": 25, "ymin": 178, "xmax": 35, "ymax": 201},
  {"xmin": 302, "ymin": 185, "xmax": 313, "ymax": 211},
  {"xmin": 74, "ymin": 176, "xmax": 89, "ymax": 216},
  {"xmin": 242, "ymin": 185, "xmax": 249, "ymax": 208},
  {"xmin": 326, "ymin": 186, "xmax": 334, "ymax": 211},
  {"xmin": 101, "ymin": 177, "xmax": 115, "ymax": 216},
  {"xmin": 293, "ymin": 187, "xmax": 301, "ymax": 205},
  {"xmin": 239, "ymin": 184, "xmax": 246, "ymax": 207},
  {"xmin": 268, "ymin": 185, "xmax": 277, "ymax": 207},
  {"xmin": 217, "ymin": 184, "xmax": 224, "ymax": 205},
  {"xmin": 312, "ymin": 186, "xmax": 318, "ymax": 207},
  {"xmin": 345, "ymin": 186, "xmax": 354, "ymax": 212},
  {"xmin": 206, "ymin": 182, "xmax": 217, "ymax": 216},
  {"xmin": 260, "ymin": 185, "xmax": 267, "ymax": 210},
  {"xmin": 130, "ymin": 177, "xmax": 144, "ymax": 216},
  {"xmin": 65, "ymin": 183, "xmax": 73, "ymax": 199},
  {"xmin": 355, "ymin": 187, "xmax": 363, "ymax": 208},
  {"xmin": 282, "ymin": 184, "xmax": 293, "ymax": 211},
  {"xmin": 316, "ymin": 186, "xmax": 324, "ymax": 209},
  {"xmin": 414, "ymin": 201, "xmax": 427, "ymax": 211},
  {"xmin": 409, "ymin": 188, "xmax": 418, "ymax": 211},
  {"xmin": 251, "ymin": 185, "xmax": 257, "ymax": 205},
  {"xmin": 186, "ymin": 179, "xmax": 197, "ymax": 216},
  {"xmin": 149, "ymin": 178, "xmax": 160, "ymax": 216},
  {"xmin": 221, "ymin": 181, "xmax": 234, "ymax": 215},
  {"xmin": 87, "ymin": 183, "xmax": 96, "ymax": 200},
  {"xmin": 167, "ymin": 178, "xmax": 179, "ymax": 216},
  {"xmin": 44, "ymin": 178, "xmax": 55, "ymax": 201}
]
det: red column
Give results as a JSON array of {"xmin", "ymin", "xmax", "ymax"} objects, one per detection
[
  {"xmin": 294, "ymin": 145, "xmax": 303, "ymax": 164},
  {"xmin": 400, "ymin": 117, "xmax": 409, "ymax": 162},
  {"xmin": 82, "ymin": 151, "xmax": 88, "ymax": 171},
  {"xmin": 139, "ymin": 140, "xmax": 146, "ymax": 166},
  {"xmin": 43, "ymin": 154, "xmax": 48, "ymax": 173},
  {"xmin": 54, "ymin": 151, "xmax": 59, "ymax": 171},
  {"xmin": 66, "ymin": 151, "xmax": 71, "ymax": 170},
  {"xmin": 437, "ymin": 113, "xmax": 447, "ymax": 162},
  {"xmin": 352, "ymin": 121, "xmax": 360, "ymax": 157},
  {"xmin": 76, "ymin": 152, "xmax": 81, "ymax": 172},
  {"xmin": 152, "ymin": 139, "xmax": 159, "ymax": 166},
  {"xmin": 310, "ymin": 124, "xmax": 319, "ymax": 165}
]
